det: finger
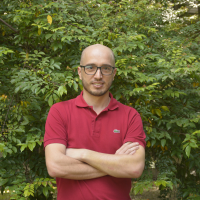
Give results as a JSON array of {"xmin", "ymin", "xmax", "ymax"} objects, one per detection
[
  {"xmin": 120, "ymin": 142, "xmax": 139, "ymax": 152},
  {"xmin": 116, "ymin": 142, "xmax": 139, "ymax": 154},
  {"xmin": 123, "ymin": 146, "xmax": 139, "ymax": 155},
  {"xmin": 115, "ymin": 142, "xmax": 131, "ymax": 154},
  {"xmin": 117, "ymin": 142, "xmax": 134, "ymax": 151},
  {"xmin": 115, "ymin": 143, "xmax": 133, "ymax": 154}
]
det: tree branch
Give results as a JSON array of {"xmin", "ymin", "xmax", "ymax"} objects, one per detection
[
  {"xmin": 67, "ymin": 22, "xmax": 86, "ymax": 33},
  {"xmin": 0, "ymin": 18, "xmax": 19, "ymax": 33}
]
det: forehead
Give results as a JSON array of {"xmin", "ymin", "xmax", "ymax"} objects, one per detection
[{"xmin": 81, "ymin": 47, "xmax": 115, "ymax": 66}]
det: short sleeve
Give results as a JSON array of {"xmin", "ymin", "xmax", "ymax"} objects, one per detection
[
  {"xmin": 123, "ymin": 111, "xmax": 146, "ymax": 148},
  {"xmin": 44, "ymin": 104, "xmax": 68, "ymax": 147}
]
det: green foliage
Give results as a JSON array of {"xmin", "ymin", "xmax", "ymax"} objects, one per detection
[{"xmin": 0, "ymin": 0, "xmax": 200, "ymax": 199}]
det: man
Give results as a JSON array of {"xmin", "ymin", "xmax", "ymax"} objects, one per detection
[{"xmin": 44, "ymin": 44, "xmax": 146, "ymax": 200}]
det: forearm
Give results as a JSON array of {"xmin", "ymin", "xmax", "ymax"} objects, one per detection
[
  {"xmin": 80, "ymin": 147, "xmax": 145, "ymax": 178},
  {"xmin": 45, "ymin": 144, "xmax": 106, "ymax": 180},
  {"xmin": 54, "ymin": 155, "xmax": 106, "ymax": 180}
]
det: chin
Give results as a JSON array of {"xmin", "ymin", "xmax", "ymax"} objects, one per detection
[{"xmin": 89, "ymin": 90, "xmax": 108, "ymax": 96}]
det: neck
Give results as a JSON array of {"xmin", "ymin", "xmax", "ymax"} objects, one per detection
[{"xmin": 82, "ymin": 89, "xmax": 110, "ymax": 115}]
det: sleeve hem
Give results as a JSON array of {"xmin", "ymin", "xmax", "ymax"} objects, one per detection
[
  {"xmin": 123, "ymin": 138, "xmax": 146, "ymax": 149},
  {"xmin": 44, "ymin": 139, "xmax": 67, "ymax": 148}
]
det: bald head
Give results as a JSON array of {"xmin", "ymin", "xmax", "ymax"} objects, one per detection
[{"xmin": 80, "ymin": 44, "xmax": 115, "ymax": 67}]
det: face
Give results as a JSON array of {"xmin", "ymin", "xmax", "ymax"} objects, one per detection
[{"xmin": 78, "ymin": 46, "xmax": 117, "ymax": 97}]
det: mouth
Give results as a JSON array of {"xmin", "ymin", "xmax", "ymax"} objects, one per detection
[{"xmin": 92, "ymin": 82, "xmax": 104, "ymax": 88}]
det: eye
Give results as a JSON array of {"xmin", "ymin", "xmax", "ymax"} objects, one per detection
[
  {"xmin": 85, "ymin": 65, "xmax": 95, "ymax": 70},
  {"xmin": 102, "ymin": 66, "xmax": 112, "ymax": 71}
]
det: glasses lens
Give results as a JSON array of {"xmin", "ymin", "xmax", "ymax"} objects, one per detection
[
  {"xmin": 101, "ymin": 66, "xmax": 113, "ymax": 75},
  {"xmin": 85, "ymin": 65, "xmax": 97, "ymax": 74}
]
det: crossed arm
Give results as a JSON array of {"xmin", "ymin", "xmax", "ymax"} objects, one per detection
[{"xmin": 45, "ymin": 142, "xmax": 145, "ymax": 180}]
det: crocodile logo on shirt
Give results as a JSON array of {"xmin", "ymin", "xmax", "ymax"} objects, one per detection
[{"xmin": 113, "ymin": 129, "xmax": 120, "ymax": 133}]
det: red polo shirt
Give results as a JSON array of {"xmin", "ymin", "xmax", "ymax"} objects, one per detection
[{"xmin": 44, "ymin": 92, "xmax": 146, "ymax": 200}]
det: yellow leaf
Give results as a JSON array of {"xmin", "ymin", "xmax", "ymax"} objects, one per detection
[
  {"xmin": 26, "ymin": 53, "xmax": 29, "ymax": 59},
  {"xmin": 148, "ymin": 118, "xmax": 152, "ymax": 123},
  {"xmin": 135, "ymin": 83, "xmax": 138, "ymax": 88},
  {"xmin": 193, "ymin": 82, "xmax": 199, "ymax": 87},
  {"xmin": 38, "ymin": 28, "xmax": 41, "ymax": 35},
  {"xmin": 2, "ymin": 31, "xmax": 5, "ymax": 36},
  {"xmin": 47, "ymin": 15, "xmax": 52, "ymax": 25},
  {"xmin": 145, "ymin": 100, "xmax": 150, "ymax": 104},
  {"xmin": 147, "ymin": 141, "xmax": 151, "ymax": 147},
  {"xmin": 120, "ymin": 5, "xmax": 121, "ymax": 8},
  {"xmin": 151, "ymin": 109, "xmax": 155, "ymax": 114},
  {"xmin": 135, "ymin": 98, "xmax": 140, "ymax": 105},
  {"xmin": 161, "ymin": 106, "xmax": 169, "ymax": 111},
  {"xmin": 155, "ymin": 109, "xmax": 162, "ymax": 117}
]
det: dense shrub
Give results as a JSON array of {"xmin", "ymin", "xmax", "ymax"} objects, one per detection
[{"xmin": 0, "ymin": 0, "xmax": 199, "ymax": 199}]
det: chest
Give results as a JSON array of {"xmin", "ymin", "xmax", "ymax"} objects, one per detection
[{"xmin": 66, "ymin": 108, "xmax": 128, "ymax": 154}]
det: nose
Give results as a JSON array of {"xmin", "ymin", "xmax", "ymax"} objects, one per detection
[{"xmin": 94, "ymin": 68, "xmax": 102, "ymax": 79}]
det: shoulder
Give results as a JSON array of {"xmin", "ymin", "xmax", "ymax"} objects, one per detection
[
  {"xmin": 113, "ymin": 98, "xmax": 139, "ymax": 116},
  {"xmin": 48, "ymin": 98, "xmax": 76, "ymax": 118},
  {"xmin": 51, "ymin": 98, "xmax": 75, "ymax": 110}
]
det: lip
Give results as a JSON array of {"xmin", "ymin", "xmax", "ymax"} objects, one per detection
[
  {"xmin": 92, "ymin": 82, "xmax": 104, "ymax": 88},
  {"xmin": 93, "ymin": 84, "xmax": 103, "ymax": 88}
]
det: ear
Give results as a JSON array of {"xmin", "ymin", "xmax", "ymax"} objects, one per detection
[
  {"xmin": 113, "ymin": 68, "xmax": 117, "ymax": 80},
  {"xmin": 78, "ymin": 67, "xmax": 82, "ymax": 80}
]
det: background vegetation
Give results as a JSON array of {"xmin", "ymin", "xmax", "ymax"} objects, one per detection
[{"xmin": 0, "ymin": 0, "xmax": 200, "ymax": 199}]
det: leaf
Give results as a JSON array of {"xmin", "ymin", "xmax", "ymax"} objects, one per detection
[
  {"xmin": 161, "ymin": 106, "xmax": 169, "ymax": 111},
  {"xmin": 28, "ymin": 142, "xmax": 36, "ymax": 151},
  {"xmin": 166, "ymin": 122, "xmax": 172, "ymax": 130},
  {"xmin": 0, "ymin": 178, "xmax": 8, "ymax": 186},
  {"xmin": 20, "ymin": 144, "xmax": 27, "ymax": 152},
  {"xmin": 154, "ymin": 180, "xmax": 166, "ymax": 187},
  {"xmin": 151, "ymin": 140, "xmax": 156, "ymax": 147},
  {"xmin": 48, "ymin": 95, "xmax": 53, "ymax": 107},
  {"xmin": 192, "ymin": 130, "xmax": 200, "ymax": 135},
  {"xmin": 138, "ymin": 43, "xmax": 144, "ymax": 50},
  {"xmin": 15, "ymin": 86, "xmax": 21, "ymax": 93},
  {"xmin": 43, "ymin": 187, "xmax": 48, "ymax": 197},
  {"xmin": 45, "ymin": 34, "xmax": 52, "ymax": 40},
  {"xmin": 73, "ymin": 81, "xmax": 78, "ymax": 92},
  {"xmin": 185, "ymin": 145, "xmax": 191, "ymax": 157},
  {"xmin": 47, "ymin": 15, "xmax": 52, "ymax": 25},
  {"xmin": 155, "ymin": 109, "xmax": 162, "ymax": 117},
  {"xmin": 38, "ymin": 28, "xmax": 41, "ymax": 36},
  {"xmin": 146, "ymin": 141, "xmax": 151, "ymax": 147},
  {"xmin": 189, "ymin": 142, "xmax": 198, "ymax": 148},
  {"xmin": 161, "ymin": 139, "xmax": 166, "ymax": 147},
  {"xmin": 58, "ymin": 85, "xmax": 67, "ymax": 97},
  {"xmin": 21, "ymin": 116, "xmax": 29, "ymax": 125},
  {"xmin": 54, "ymin": 62, "xmax": 61, "ymax": 69}
]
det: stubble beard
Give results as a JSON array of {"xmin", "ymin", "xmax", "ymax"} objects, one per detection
[{"xmin": 82, "ymin": 78, "xmax": 113, "ymax": 96}]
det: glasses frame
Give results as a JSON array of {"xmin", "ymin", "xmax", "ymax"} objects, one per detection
[{"xmin": 80, "ymin": 65, "xmax": 115, "ymax": 75}]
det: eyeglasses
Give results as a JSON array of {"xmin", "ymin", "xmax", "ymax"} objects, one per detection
[{"xmin": 80, "ymin": 65, "xmax": 115, "ymax": 75}]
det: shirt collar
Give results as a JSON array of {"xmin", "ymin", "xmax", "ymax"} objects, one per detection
[{"xmin": 75, "ymin": 91, "xmax": 119, "ymax": 111}]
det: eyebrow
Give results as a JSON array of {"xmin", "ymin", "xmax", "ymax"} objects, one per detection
[{"xmin": 84, "ymin": 63, "xmax": 113, "ymax": 67}]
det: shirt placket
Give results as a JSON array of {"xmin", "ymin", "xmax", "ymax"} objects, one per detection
[{"xmin": 88, "ymin": 107, "xmax": 104, "ymax": 138}]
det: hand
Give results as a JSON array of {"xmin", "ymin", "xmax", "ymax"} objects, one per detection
[
  {"xmin": 115, "ymin": 142, "xmax": 139, "ymax": 155},
  {"xmin": 66, "ymin": 148, "xmax": 87, "ymax": 161}
]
